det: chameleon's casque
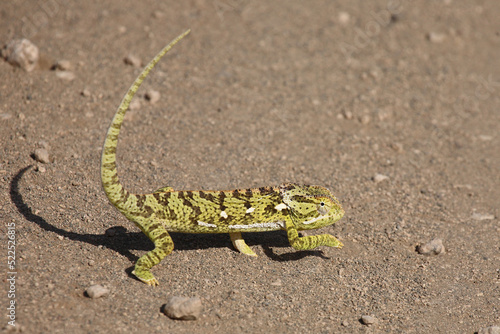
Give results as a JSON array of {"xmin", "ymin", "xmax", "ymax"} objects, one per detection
[{"xmin": 101, "ymin": 29, "xmax": 345, "ymax": 286}]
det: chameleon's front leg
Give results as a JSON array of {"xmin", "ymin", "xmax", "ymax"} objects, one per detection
[
  {"xmin": 285, "ymin": 220, "xmax": 343, "ymax": 251},
  {"xmin": 230, "ymin": 232, "xmax": 258, "ymax": 257},
  {"xmin": 132, "ymin": 219, "xmax": 174, "ymax": 286}
]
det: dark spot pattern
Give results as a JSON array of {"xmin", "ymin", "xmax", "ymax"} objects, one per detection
[
  {"xmin": 205, "ymin": 192, "xmax": 217, "ymax": 203},
  {"xmin": 192, "ymin": 205, "xmax": 202, "ymax": 216},
  {"xmin": 178, "ymin": 192, "xmax": 193, "ymax": 208},
  {"xmin": 114, "ymin": 187, "xmax": 130, "ymax": 205},
  {"xmin": 136, "ymin": 194, "xmax": 146, "ymax": 208},
  {"xmin": 264, "ymin": 203, "xmax": 276, "ymax": 215},
  {"xmin": 158, "ymin": 232, "xmax": 169, "ymax": 240}
]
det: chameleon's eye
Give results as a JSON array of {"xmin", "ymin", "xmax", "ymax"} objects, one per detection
[{"xmin": 317, "ymin": 201, "xmax": 328, "ymax": 215}]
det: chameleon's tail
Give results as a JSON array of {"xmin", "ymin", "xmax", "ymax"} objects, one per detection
[{"xmin": 101, "ymin": 29, "xmax": 191, "ymax": 213}]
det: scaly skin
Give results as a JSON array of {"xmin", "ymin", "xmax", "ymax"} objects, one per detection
[{"xmin": 101, "ymin": 29, "xmax": 345, "ymax": 286}]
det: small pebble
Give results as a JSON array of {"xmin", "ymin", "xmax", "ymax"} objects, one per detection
[
  {"xmin": 85, "ymin": 284, "xmax": 109, "ymax": 299},
  {"xmin": 0, "ymin": 113, "xmax": 12, "ymax": 120},
  {"xmin": 56, "ymin": 71, "xmax": 76, "ymax": 81},
  {"xmin": 427, "ymin": 32, "xmax": 446, "ymax": 43},
  {"xmin": 341, "ymin": 320, "xmax": 350, "ymax": 327},
  {"xmin": 478, "ymin": 326, "xmax": 500, "ymax": 334},
  {"xmin": 359, "ymin": 114, "xmax": 371, "ymax": 124},
  {"xmin": 471, "ymin": 212, "xmax": 494, "ymax": 221},
  {"xmin": 124, "ymin": 54, "xmax": 141, "ymax": 67},
  {"xmin": 81, "ymin": 89, "xmax": 91, "ymax": 97},
  {"xmin": 270, "ymin": 279, "xmax": 282, "ymax": 286},
  {"xmin": 391, "ymin": 142, "xmax": 404, "ymax": 152},
  {"xmin": 153, "ymin": 10, "xmax": 165, "ymax": 19},
  {"xmin": 161, "ymin": 296, "xmax": 202, "ymax": 320},
  {"xmin": 52, "ymin": 59, "xmax": 71, "ymax": 71},
  {"xmin": 417, "ymin": 238, "xmax": 445, "ymax": 255},
  {"xmin": 360, "ymin": 315, "xmax": 377, "ymax": 326},
  {"xmin": 341, "ymin": 109, "xmax": 353, "ymax": 120},
  {"xmin": 35, "ymin": 165, "xmax": 46, "ymax": 173},
  {"xmin": 34, "ymin": 148, "xmax": 50, "ymax": 164},
  {"xmin": 2, "ymin": 39, "xmax": 39, "ymax": 72},
  {"xmin": 478, "ymin": 135, "xmax": 493, "ymax": 141},
  {"xmin": 338, "ymin": 11, "xmax": 350, "ymax": 25},
  {"xmin": 145, "ymin": 90, "xmax": 161, "ymax": 104},
  {"xmin": 373, "ymin": 173, "xmax": 389, "ymax": 183}
]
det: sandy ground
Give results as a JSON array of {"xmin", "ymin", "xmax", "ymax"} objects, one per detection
[{"xmin": 1, "ymin": 1, "xmax": 499, "ymax": 333}]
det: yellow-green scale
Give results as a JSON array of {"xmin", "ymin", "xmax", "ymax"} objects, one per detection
[{"xmin": 148, "ymin": 187, "xmax": 288, "ymax": 233}]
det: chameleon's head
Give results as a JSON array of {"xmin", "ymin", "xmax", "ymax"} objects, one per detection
[{"xmin": 279, "ymin": 183, "xmax": 344, "ymax": 230}]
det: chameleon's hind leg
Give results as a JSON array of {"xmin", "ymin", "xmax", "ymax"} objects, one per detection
[
  {"xmin": 229, "ymin": 232, "xmax": 257, "ymax": 257},
  {"xmin": 285, "ymin": 221, "xmax": 343, "ymax": 251},
  {"xmin": 132, "ymin": 219, "xmax": 174, "ymax": 286}
]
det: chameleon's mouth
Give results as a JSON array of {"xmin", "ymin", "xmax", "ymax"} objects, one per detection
[{"xmin": 302, "ymin": 215, "xmax": 327, "ymax": 225}]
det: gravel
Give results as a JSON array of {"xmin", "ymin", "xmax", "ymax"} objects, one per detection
[
  {"xmin": 478, "ymin": 326, "xmax": 500, "ymax": 334},
  {"xmin": 85, "ymin": 285, "xmax": 110, "ymax": 299},
  {"xmin": 161, "ymin": 296, "xmax": 202, "ymax": 320},
  {"xmin": 34, "ymin": 148, "xmax": 50, "ymax": 164},
  {"xmin": 417, "ymin": 238, "xmax": 445, "ymax": 255},
  {"xmin": 360, "ymin": 315, "xmax": 377, "ymax": 326},
  {"xmin": 124, "ymin": 54, "xmax": 141, "ymax": 67},
  {"xmin": 2, "ymin": 39, "xmax": 39, "ymax": 71},
  {"xmin": 145, "ymin": 90, "xmax": 161, "ymax": 104}
]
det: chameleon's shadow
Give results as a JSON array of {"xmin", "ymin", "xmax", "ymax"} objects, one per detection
[
  {"xmin": 11, "ymin": 166, "xmax": 326, "ymax": 279},
  {"xmin": 10, "ymin": 166, "xmax": 144, "ymax": 268}
]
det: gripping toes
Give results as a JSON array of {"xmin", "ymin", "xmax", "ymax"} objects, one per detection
[
  {"xmin": 298, "ymin": 233, "xmax": 343, "ymax": 250},
  {"xmin": 287, "ymin": 223, "xmax": 343, "ymax": 251},
  {"xmin": 323, "ymin": 234, "xmax": 343, "ymax": 248},
  {"xmin": 132, "ymin": 268, "xmax": 159, "ymax": 286}
]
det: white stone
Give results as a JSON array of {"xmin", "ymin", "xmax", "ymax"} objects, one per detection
[
  {"xmin": 85, "ymin": 284, "xmax": 109, "ymax": 299},
  {"xmin": 162, "ymin": 296, "xmax": 202, "ymax": 320},
  {"xmin": 2, "ymin": 39, "xmax": 39, "ymax": 72}
]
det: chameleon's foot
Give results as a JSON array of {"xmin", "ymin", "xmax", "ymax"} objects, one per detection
[
  {"xmin": 131, "ymin": 221, "xmax": 174, "ymax": 286},
  {"xmin": 286, "ymin": 221, "xmax": 344, "ymax": 251},
  {"xmin": 331, "ymin": 236, "xmax": 344, "ymax": 249},
  {"xmin": 293, "ymin": 234, "xmax": 343, "ymax": 250},
  {"xmin": 315, "ymin": 234, "xmax": 343, "ymax": 249},
  {"xmin": 230, "ymin": 232, "xmax": 258, "ymax": 257},
  {"xmin": 132, "ymin": 269, "xmax": 159, "ymax": 286}
]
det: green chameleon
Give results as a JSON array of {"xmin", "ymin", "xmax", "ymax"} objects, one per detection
[{"xmin": 101, "ymin": 29, "xmax": 345, "ymax": 286}]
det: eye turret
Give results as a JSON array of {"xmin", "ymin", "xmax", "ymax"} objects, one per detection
[{"xmin": 317, "ymin": 200, "xmax": 329, "ymax": 215}]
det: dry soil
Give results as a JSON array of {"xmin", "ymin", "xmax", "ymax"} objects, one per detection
[{"xmin": 1, "ymin": 1, "xmax": 499, "ymax": 333}]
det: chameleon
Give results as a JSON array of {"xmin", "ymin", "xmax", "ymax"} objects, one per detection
[{"xmin": 101, "ymin": 29, "xmax": 345, "ymax": 286}]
